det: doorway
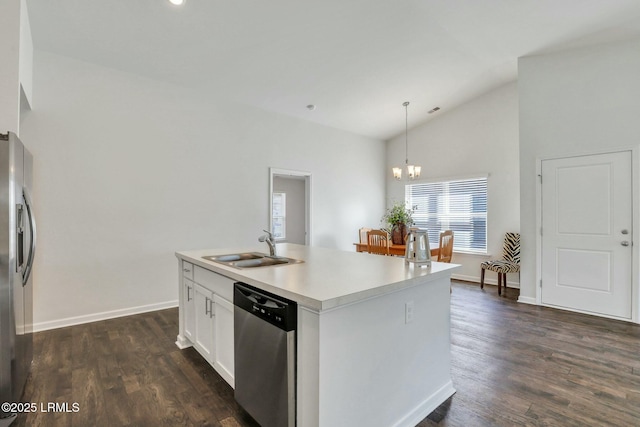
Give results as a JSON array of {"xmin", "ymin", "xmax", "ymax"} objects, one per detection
[
  {"xmin": 269, "ymin": 168, "xmax": 311, "ymax": 245},
  {"xmin": 540, "ymin": 150, "xmax": 633, "ymax": 320}
]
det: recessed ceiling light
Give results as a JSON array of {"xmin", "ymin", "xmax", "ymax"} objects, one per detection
[
  {"xmin": 306, "ymin": 104, "xmax": 316, "ymax": 111},
  {"xmin": 169, "ymin": 0, "xmax": 185, "ymax": 5}
]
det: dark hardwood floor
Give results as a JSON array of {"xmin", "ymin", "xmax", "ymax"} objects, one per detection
[
  {"xmin": 14, "ymin": 309, "xmax": 258, "ymax": 427},
  {"xmin": 13, "ymin": 281, "xmax": 640, "ymax": 426}
]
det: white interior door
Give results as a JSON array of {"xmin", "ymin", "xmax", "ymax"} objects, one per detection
[{"xmin": 541, "ymin": 151, "xmax": 632, "ymax": 319}]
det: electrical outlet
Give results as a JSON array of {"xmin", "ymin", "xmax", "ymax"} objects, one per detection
[{"xmin": 405, "ymin": 301, "xmax": 414, "ymax": 324}]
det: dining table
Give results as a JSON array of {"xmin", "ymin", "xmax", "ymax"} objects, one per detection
[{"xmin": 354, "ymin": 243, "xmax": 439, "ymax": 257}]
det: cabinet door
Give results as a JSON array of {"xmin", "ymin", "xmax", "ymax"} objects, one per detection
[
  {"xmin": 213, "ymin": 294, "xmax": 234, "ymax": 387},
  {"xmin": 184, "ymin": 279, "xmax": 196, "ymax": 342},
  {"xmin": 194, "ymin": 283, "xmax": 215, "ymax": 363}
]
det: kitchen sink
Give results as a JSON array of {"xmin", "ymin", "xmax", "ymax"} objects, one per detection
[
  {"xmin": 203, "ymin": 252, "xmax": 266, "ymax": 263},
  {"xmin": 203, "ymin": 253, "xmax": 303, "ymax": 269},
  {"xmin": 234, "ymin": 257, "xmax": 297, "ymax": 268}
]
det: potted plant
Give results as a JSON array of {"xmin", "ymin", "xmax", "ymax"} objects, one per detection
[{"xmin": 382, "ymin": 203, "xmax": 414, "ymax": 245}]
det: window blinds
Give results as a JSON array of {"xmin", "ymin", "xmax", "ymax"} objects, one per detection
[{"xmin": 405, "ymin": 176, "xmax": 487, "ymax": 253}]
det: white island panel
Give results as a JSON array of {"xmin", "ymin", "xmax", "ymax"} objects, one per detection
[{"xmin": 297, "ymin": 270, "xmax": 454, "ymax": 427}]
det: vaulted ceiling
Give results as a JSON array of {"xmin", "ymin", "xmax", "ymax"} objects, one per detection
[{"xmin": 26, "ymin": 0, "xmax": 640, "ymax": 140}]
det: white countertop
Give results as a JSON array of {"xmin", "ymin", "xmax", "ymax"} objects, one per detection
[{"xmin": 176, "ymin": 243, "xmax": 459, "ymax": 311}]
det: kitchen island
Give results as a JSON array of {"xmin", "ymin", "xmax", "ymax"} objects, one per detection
[{"xmin": 176, "ymin": 243, "xmax": 459, "ymax": 427}]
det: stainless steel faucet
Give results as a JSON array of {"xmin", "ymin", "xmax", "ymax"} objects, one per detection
[{"xmin": 259, "ymin": 229, "xmax": 276, "ymax": 256}]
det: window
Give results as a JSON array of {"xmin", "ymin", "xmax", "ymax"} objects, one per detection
[
  {"xmin": 405, "ymin": 176, "xmax": 487, "ymax": 254},
  {"xmin": 272, "ymin": 192, "xmax": 286, "ymax": 240}
]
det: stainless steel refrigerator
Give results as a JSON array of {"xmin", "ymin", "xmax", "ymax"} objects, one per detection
[{"xmin": 0, "ymin": 132, "xmax": 36, "ymax": 425}]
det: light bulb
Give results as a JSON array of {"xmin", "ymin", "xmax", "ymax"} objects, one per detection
[
  {"xmin": 408, "ymin": 165, "xmax": 416, "ymax": 179},
  {"xmin": 393, "ymin": 167, "xmax": 402, "ymax": 180}
]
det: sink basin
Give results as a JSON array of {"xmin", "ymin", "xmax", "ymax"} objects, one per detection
[
  {"xmin": 234, "ymin": 257, "xmax": 292, "ymax": 268},
  {"xmin": 202, "ymin": 252, "xmax": 266, "ymax": 263},
  {"xmin": 203, "ymin": 253, "xmax": 303, "ymax": 269}
]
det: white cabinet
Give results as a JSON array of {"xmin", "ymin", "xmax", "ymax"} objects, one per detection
[
  {"xmin": 183, "ymin": 279, "xmax": 196, "ymax": 342},
  {"xmin": 213, "ymin": 294, "xmax": 235, "ymax": 387},
  {"xmin": 194, "ymin": 283, "xmax": 215, "ymax": 363},
  {"xmin": 177, "ymin": 261, "xmax": 235, "ymax": 387}
]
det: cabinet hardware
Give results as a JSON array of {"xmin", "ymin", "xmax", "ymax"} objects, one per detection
[
  {"xmin": 187, "ymin": 286, "xmax": 192, "ymax": 301},
  {"xmin": 205, "ymin": 297, "xmax": 211, "ymax": 315}
]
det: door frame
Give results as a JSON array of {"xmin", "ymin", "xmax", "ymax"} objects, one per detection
[
  {"xmin": 269, "ymin": 168, "xmax": 312, "ymax": 245},
  {"xmin": 534, "ymin": 147, "xmax": 639, "ymax": 323}
]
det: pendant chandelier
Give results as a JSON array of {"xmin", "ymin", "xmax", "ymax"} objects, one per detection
[{"xmin": 392, "ymin": 101, "xmax": 421, "ymax": 180}]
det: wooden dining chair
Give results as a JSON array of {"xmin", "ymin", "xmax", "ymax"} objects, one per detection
[
  {"xmin": 437, "ymin": 230, "xmax": 454, "ymax": 263},
  {"xmin": 359, "ymin": 227, "xmax": 372, "ymax": 244},
  {"xmin": 435, "ymin": 230, "xmax": 454, "ymax": 293},
  {"xmin": 367, "ymin": 229, "xmax": 390, "ymax": 256}
]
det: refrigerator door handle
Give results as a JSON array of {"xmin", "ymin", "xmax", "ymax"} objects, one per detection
[{"xmin": 22, "ymin": 187, "xmax": 37, "ymax": 285}]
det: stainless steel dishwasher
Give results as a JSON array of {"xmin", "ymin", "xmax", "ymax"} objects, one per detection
[{"xmin": 233, "ymin": 282, "xmax": 297, "ymax": 427}]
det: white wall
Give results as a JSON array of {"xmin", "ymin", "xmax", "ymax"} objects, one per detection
[
  {"xmin": 386, "ymin": 83, "xmax": 520, "ymax": 285},
  {"xmin": 0, "ymin": 0, "xmax": 33, "ymax": 134},
  {"xmin": 19, "ymin": 0, "xmax": 33, "ymax": 108},
  {"xmin": 519, "ymin": 38, "xmax": 640, "ymax": 306},
  {"xmin": 20, "ymin": 51, "xmax": 386, "ymax": 330},
  {"xmin": 0, "ymin": 0, "xmax": 21, "ymax": 133}
]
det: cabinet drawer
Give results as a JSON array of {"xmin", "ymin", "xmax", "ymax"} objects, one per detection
[
  {"xmin": 193, "ymin": 265, "xmax": 234, "ymax": 301},
  {"xmin": 182, "ymin": 261, "xmax": 194, "ymax": 280}
]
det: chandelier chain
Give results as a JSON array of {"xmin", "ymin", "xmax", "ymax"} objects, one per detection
[{"xmin": 405, "ymin": 102, "xmax": 409, "ymax": 165}]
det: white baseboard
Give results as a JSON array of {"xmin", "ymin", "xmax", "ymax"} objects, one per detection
[
  {"xmin": 452, "ymin": 273, "xmax": 520, "ymax": 289},
  {"xmin": 393, "ymin": 381, "xmax": 455, "ymax": 427},
  {"xmin": 455, "ymin": 273, "xmax": 537, "ymax": 306},
  {"xmin": 33, "ymin": 300, "xmax": 179, "ymax": 332},
  {"xmin": 517, "ymin": 296, "xmax": 537, "ymax": 305},
  {"xmin": 175, "ymin": 335, "xmax": 193, "ymax": 350}
]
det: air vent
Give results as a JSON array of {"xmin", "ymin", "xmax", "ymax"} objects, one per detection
[{"xmin": 428, "ymin": 107, "xmax": 440, "ymax": 114}]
